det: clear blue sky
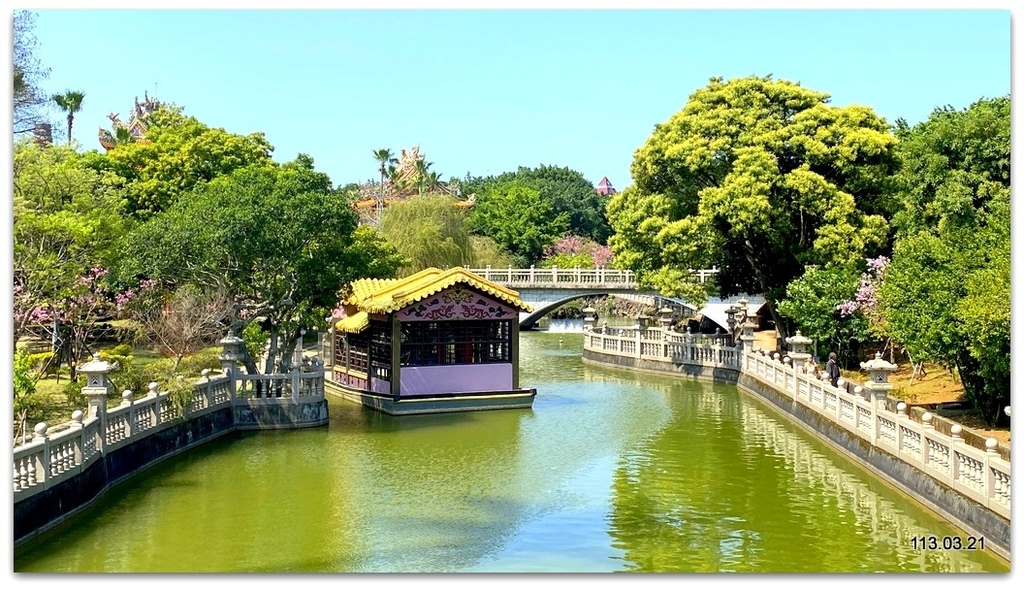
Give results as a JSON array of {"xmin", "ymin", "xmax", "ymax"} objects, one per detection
[{"xmin": 15, "ymin": 5, "xmax": 1012, "ymax": 190}]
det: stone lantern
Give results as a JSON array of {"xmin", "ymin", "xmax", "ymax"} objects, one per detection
[
  {"xmin": 861, "ymin": 352, "xmax": 898, "ymax": 409},
  {"xmin": 219, "ymin": 330, "xmax": 245, "ymax": 399},
  {"xmin": 725, "ymin": 305, "xmax": 738, "ymax": 337},
  {"xmin": 785, "ymin": 330, "xmax": 812, "ymax": 372},
  {"xmin": 658, "ymin": 306, "xmax": 674, "ymax": 330},
  {"xmin": 636, "ymin": 313, "xmax": 651, "ymax": 329},
  {"xmin": 582, "ymin": 306, "xmax": 598, "ymax": 331},
  {"xmin": 219, "ymin": 330, "xmax": 244, "ymax": 374},
  {"xmin": 79, "ymin": 353, "xmax": 114, "ymax": 420}
]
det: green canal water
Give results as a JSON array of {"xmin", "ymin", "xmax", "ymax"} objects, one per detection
[{"xmin": 14, "ymin": 331, "xmax": 1010, "ymax": 573}]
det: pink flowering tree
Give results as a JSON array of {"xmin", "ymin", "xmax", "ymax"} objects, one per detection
[
  {"xmin": 777, "ymin": 262, "xmax": 872, "ymax": 367},
  {"xmin": 539, "ymin": 235, "xmax": 614, "ymax": 269},
  {"xmin": 23, "ymin": 267, "xmax": 118, "ymax": 381}
]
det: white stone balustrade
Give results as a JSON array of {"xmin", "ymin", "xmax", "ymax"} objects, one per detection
[
  {"xmin": 582, "ymin": 322, "xmax": 1011, "ymax": 520},
  {"xmin": 13, "ymin": 359, "xmax": 325, "ymax": 502},
  {"xmin": 467, "ymin": 266, "xmax": 717, "ymax": 289}
]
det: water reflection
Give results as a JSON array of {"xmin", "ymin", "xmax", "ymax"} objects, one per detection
[{"xmin": 13, "ymin": 331, "xmax": 1009, "ymax": 573}]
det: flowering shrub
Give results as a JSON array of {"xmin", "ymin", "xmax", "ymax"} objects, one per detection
[
  {"xmin": 540, "ymin": 235, "xmax": 613, "ymax": 268},
  {"xmin": 837, "ymin": 256, "xmax": 889, "ymax": 323}
]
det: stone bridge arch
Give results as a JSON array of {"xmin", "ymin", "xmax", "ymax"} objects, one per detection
[{"xmin": 516, "ymin": 289, "xmax": 697, "ymax": 330}]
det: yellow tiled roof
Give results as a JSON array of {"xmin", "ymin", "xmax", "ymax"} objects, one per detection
[
  {"xmin": 334, "ymin": 311, "xmax": 369, "ymax": 334},
  {"xmin": 340, "ymin": 267, "xmax": 532, "ymax": 323}
]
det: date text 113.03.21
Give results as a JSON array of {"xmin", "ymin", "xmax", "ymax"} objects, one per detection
[{"xmin": 910, "ymin": 536, "xmax": 985, "ymax": 551}]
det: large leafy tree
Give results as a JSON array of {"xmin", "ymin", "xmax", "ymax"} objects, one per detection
[
  {"xmin": 464, "ymin": 165, "xmax": 611, "ymax": 243},
  {"xmin": 84, "ymin": 104, "xmax": 274, "ymax": 218},
  {"xmin": 12, "ymin": 139, "xmax": 125, "ymax": 351},
  {"xmin": 468, "ymin": 180, "xmax": 570, "ymax": 265},
  {"xmin": 52, "ymin": 90, "xmax": 85, "ymax": 145},
  {"xmin": 607, "ymin": 75, "xmax": 898, "ymax": 336},
  {"xmin": 119, "ymin": 157, "xmax": 402, "ymax": 373},
  {"xmin": 13, "ymin": 10, "xmax": 52, "ymax": 136},
  {"xmin": 878, "ymin": 97, "xmax": 1010, "ymax": 426}
]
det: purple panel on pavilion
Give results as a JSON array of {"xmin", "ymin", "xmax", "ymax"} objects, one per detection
[
  {"xmin": 398, "ymin": 286, "xmax": 518, "ymax": 322},
  {"xmin": 400, "ymin": 364, "xmax": 513, "ymax": 396}
]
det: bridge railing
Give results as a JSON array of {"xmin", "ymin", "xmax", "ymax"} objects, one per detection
[{"xmin": 468, "ymin": 266, "xmax": 718, "ymax": 287}]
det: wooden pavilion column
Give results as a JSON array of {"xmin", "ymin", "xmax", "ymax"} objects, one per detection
[
  {"xmin": 391, "ymin": 315, "xmax": 402, "ymax": 397},
  {"xmin": 510, "ymin": 319, "xmax": 520, "ymax": 389}
]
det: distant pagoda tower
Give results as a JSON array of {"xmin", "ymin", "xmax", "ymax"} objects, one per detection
[
  {"xmin": 98, "ymin": 92, "xmax": 161, "ymax": 151},
  {"xmin": 596, "ymin": 176, "xmax": 616, "ymax": 196}
]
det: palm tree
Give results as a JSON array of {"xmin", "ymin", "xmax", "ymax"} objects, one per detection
[
  {"xmin": 52, "ymin": 90, "xmax": 86, "ymax": 145},
  {"xmin": 413, "ymin": 158, "xmax": 433, "ymax": 195},
  {"xmin": 372, "ymin": 148, "xmax": 397, "ymax": 224}
]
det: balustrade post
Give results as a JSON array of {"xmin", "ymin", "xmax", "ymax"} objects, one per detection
[
  {"xmin": 32, "ymin": 422, "xmax": 49, "ymax": 486},
  {"xmin": 71, "ymin": 410, "xmax": 84, "ymax": 466},
  {"xmin": 292, "ymin": 366, "xmax": 301, "ymax": 403},
  {"xmin": 149, "ymin": 382, "xmax": 162, "ymax": 425},
  {"xmin": 896, "ymin": 402, "xmax": 907, "ymax": 455},
  {"xmin": 485, "ymin": 264, "xmax": 492, "ymax": 280},
  {"xmin": 121, "ymin": 390, "xmax": 134, "ymax": 441},
  {"xmin": 983, "ymin": 438, "xmax": 999, "ymax": 501},
  {"xmin": 920, "ymin": 412, "xmax": 934, "ymax": 466},
  {"xmin": 949, "ymin": 424, "xmax": 963, "ymax": 485}
]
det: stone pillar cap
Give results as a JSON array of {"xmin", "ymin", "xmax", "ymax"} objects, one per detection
[
  {"xmin": 79, "ymin": 353, "xmax": 113, "ymax": 374},
  {"xmin": 219, "ymin": 331, "xmax": 244, "ymax": 346},
  {"xmin": 785, "ymin": 330, "xmax": 812, "ymax": 346},
  {"xmin": 860, "ymin": 351, "xmax": 898, "ymax": 372}
]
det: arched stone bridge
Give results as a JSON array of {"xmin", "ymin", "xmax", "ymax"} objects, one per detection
[{"xmin": 466, "ymin": 267, "xmax": 719, "ymax": 329}]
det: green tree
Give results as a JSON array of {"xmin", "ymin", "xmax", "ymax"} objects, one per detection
[
  {"xmin": 879, "ymin": 97, "xmax": 1010, "ymax": 426},
  {"xmin": 120, "ymin": 158, "xmax": 400, "ymax": 374},
  {"xmin": 381, "ymin": 194, "xmax": 475, "ymax": 274},
  {"xmin": 12, "ymin": 139, "xmax": 125, "ymax": 350},
  {"xmin": 13, "ymin": 10, "xmax": 51, "ymax": 136},
  {"xmin": 468, "ymin": 180, "xmax": 570, "ymax": 264},
  {"xmin": 890, "ymin": 96, "xmax": 1010, "ymax": 236},
  {"xmin": 776, "ymin": 264, "xmax": 867, "ymax": 366},
  {"xmin": 463, "ymin": 165, "xmax": 611, "ymax": 243},
  {"xmin": 607, "ymin": 75, "xmax": 897, "ymax": 335},
  {"xmin": 13, "ymin": 348, "xmax": 41, "ymax": 446},
  {"xmin": 86, "ymin": 104, "xmax": 274, "ymax": 217},
  {"xmin": 52, "ymin": 90, "xmax": 85, "ymax": 145}
]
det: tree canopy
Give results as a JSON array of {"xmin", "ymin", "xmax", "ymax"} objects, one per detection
[
  {"xmin": 607, "ymin": 75, "xmax": 898, "ymax": 333},
  {"xmin": 119, "ymin": 157, "xmax": 402, "ymax": 373},
  {"xmin": 878, "ymin": 97, "xmax": 1010, "ymax": 425},
  {"xmin": 13, "ymin": 10, "xmax": 52, "ymax": 136},
  {"xmin": 468, "ymin": 180, "xmax": 570, "ymax": 265},
  {"xmin": 12, "ymin": 139, "xmax": 126, "ymax": 349},
  {"xmin": 463, "ymin": 164, "xmax": 611, "ymax": 245},
  {"xmin": 84, "ymin": 104, "xmax": 274, "ymax": 218},
  {"xmin": 380, "ymin": 194, "xmax": 472, "ymax": 274}
]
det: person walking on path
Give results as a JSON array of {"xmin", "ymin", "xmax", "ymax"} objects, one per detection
[{"xmin": 826, "ymin": 352, "xmax": 841, "ymax": 388}]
